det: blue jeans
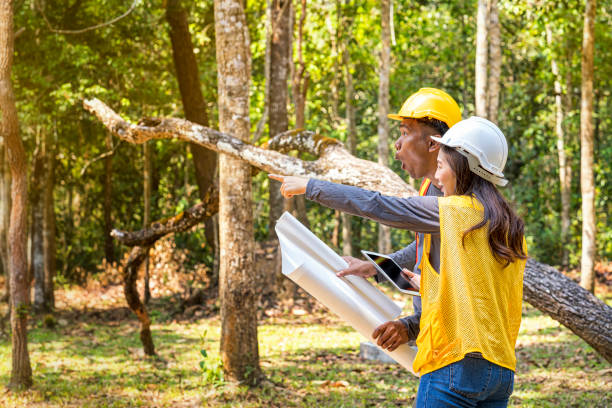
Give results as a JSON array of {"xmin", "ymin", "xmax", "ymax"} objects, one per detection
[{"xmin": 415, "ymin": 356, "xmax": 515, "ymax": 407}]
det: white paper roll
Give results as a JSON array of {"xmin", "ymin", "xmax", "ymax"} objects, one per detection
[{"xmin": 275, "ymin": 212, "xmax": 417, "ymax": 375}]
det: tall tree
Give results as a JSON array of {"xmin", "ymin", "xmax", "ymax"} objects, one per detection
[
  {"xmin": 546, "ymin": 25, "xmax": 572, "ymax": 268},
  {"xmin": 579, "ymin": 0, "xmax": 596, "ymax": 293},
  {"xmin": 143, "ymin": 141, "xmax": 152, "ymax": 304},
  {"xmin": 486, "ymin": 0, "xmax": 501, "ymax": 123},
  {"xmin": 475, "ymin": 0, "xmax": 501, "ymax": 121},
  {"xmin": 287, "ymin": 0, "xmax": 310, "ymax": 228},
  {"xmin": 474, "ymin": 0, "xmax": 488, "ymax": 117},
  {"xmin": 213, "ymin": 0, "xmax": 260, "ymax": 384},
  {"xmin": 1, "ymin": 0, "xmax": 32, "ymax": 388},
  {"xmin": 341, "ymin": 0, "xmax": 355, "ymax": 256},
  {"xmin": 268, "ymin": 0, "xmax": 291, "ymax": 237},
  {"xmin": 377, "ymin": 0, "xmax": 392, "ymax": 254},
  {"xmin": 103, "ymin": 131, "xmax": 114, "ymax": 263},
  {"xmin": 166, "ymin": 0, "xmax": 218, "ymax": 267},
  {"xmin": 31, "ymin": 131, "xmax": 45, "ymax": 311},
  {"xmin": 42, "ymin": 127, "xmax": 56, "ymax": 310},
  {"xmin": 0, "ymin": 140, "xmax": 10, "ymax": 295},
  {"xmin": 292, "ymin": 0, "xmax": 308, "ymax": 129}
]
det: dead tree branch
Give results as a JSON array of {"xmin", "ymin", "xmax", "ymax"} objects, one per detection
[
  {"xmin": 85, "ymin": 98, "xmax": 612, "ymax": 364},
  {"xmin": 83, "ymin": 98, "xmax": 416, "ymax": 198}
]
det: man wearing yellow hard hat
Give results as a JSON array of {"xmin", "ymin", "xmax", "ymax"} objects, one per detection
[{"xmin": 337, "ymin": 87, "xmax": 462, "ymax": 349}]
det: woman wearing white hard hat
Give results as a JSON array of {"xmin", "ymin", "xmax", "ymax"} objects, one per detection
[{"xmin": 270, "ymin": 116, "xmax": 527, "ymax": 407}]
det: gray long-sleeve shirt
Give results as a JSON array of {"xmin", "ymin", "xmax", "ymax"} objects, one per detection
[{"xmin": 305, "ymin": 178, "xmax": 443, "ymax": 340}]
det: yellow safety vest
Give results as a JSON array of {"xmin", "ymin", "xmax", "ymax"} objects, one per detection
[{"xmin": 413, "ymin": 195, "xmax": 526, "ymax": 376}]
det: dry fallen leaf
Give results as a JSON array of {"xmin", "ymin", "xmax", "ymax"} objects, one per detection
[{"xmin": 329, "ymin": 380, "xmax": 349, "ymax": 388}]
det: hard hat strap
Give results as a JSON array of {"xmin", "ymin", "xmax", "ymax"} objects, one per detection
[{"xmin": 455, "ymin": 148, "xmax": 508, "ymax": 187}]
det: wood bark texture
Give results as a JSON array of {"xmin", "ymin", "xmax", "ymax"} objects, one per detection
[
  {"xmin": 545, "ymin": 25, "xmax": 571, "ymax": 268},
  {"xmin": 268, "ymin": 0, "xmax": 291, "ymax": 238},
  {"xmin": 143, "ymin": 142, "xmax": 152, "ymax": 304},
  {"xmin": 213, "ymin": 0, "xmax": 261, "ymax": 384},
  {"xmin": 293, "ymin": 0, "xmax": 308, "ymax": 129},
  {"xmin": 0, "ymin": 0, "xmax": 33, "ymax": 388},
  {"xmin": 524, "ymin": 259, "xmax": 611, "ymax": 362},
  {"xmin": 42, "ymin": 128, "xmax": 55, "ymax": 310},
  {"xmin": 85, "ymin": 99, "xmax": 612, "ymax": 363},
  {"xmin": 123, "ymin": 247, "xmax": 156, "ymax": 356},
  {"xmin": 31, "ymin": 138, "xmax": 45, "ymax": 311},
  {"xmin": 486, "ymin": 0, "xmax": 501, "ymax": 123},
  {"xmin": 112, "ymin": 184, "xmax": 219, "ymax": 247},
  {"xmin": 474, "ymin": 0, "xmax": 488, "ymax": 117},
  {"xmin": 83, "ymin": 99, "xmax": 417, "ymax": 198},
  {"xmin": 377, "ymin": 0, "xmax": 392, "ymax": 254},
  {"xmin": 103, "ymin": 131, "xmax": 114, "ymax": 263},
  {"xmin": 0, "ymin": 142, "xmax": 9, "ymax": 282},
  {"xmin": 579, "ymin": 0, "xmax": 596, "ymax": 293},
  {"xmin": 341, "ymin": 11, "xmax": 355, "ymax": 257}
]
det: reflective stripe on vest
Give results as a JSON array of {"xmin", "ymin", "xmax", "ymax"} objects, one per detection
[{"xmin": 414, "ymin": 178, "xmax": 432, "ymax": 269}]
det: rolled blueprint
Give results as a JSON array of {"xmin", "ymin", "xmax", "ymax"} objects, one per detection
[{"xmin": 275, "ymin": 211, "xmax": 417, "ymax": 375}]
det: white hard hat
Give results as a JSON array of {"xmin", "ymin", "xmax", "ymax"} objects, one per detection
[{"xmin": 431, "ymin": 116, "xmax": 509, "ymax": 186}]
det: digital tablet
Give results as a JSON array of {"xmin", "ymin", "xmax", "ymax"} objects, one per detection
[{"xmin": 361, "ymin": 250, "xmax": 420, "ymax": 296}]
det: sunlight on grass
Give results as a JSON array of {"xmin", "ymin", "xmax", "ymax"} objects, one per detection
[{"xmin": 0, "ymin": 301, "xmax": 610, "ymax": 407}]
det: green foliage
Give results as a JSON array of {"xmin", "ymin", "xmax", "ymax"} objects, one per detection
[
  {"xmin": 198, "ymin": 348, "xmax": 224, "ymax": 386},
  {"xmin": 8, "ymin": 0, "xmax": 612, "ymax": 281}
]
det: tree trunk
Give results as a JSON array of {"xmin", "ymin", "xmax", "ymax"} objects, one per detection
[
  {"xmin": 268, "ymin": 0, "xmax": 291, "ymax": 237},
  {"xmin": 213, "ymin": 0, "xmax": 260, "ymax": 385},
  {"xmin": 165, "ymin": 0, "xmax": 219, "ymax": 269},
  {"xmin": 293, "ymin": 0, "xmax": 308, "ymax": 130},
  {"xmin": 474, "ymin": 0, "xmax": 488, "ymax": 117},
  {"xmin": 288, "ymin": 0, "xmax": 310, "ymax": 230},
  {"xmin": 377, "ymin": 0, "xmax": 392, "ymax": 255},
  {"xmin": 31, "ymin": 133, "xmax": 45, "ymax": 312},
  {"xmin": 42, "ymin": 128, "xmax": 55, "ymax": 310},
  {"xmin": 0, "ymin": 0, "xmax": 32, "ymax": 388},
  {"xmin": 486, "ymin": 0, "xmax": 501, "ymax": 123},
  {"xmin": 340, "ymin": 4, "xmax": 355, "ymax": 257},
  {"xmin": 545, "ymin": 25, "xmax": 571, "ymax": 268},
  {"xmin": 524, "ymin": 259, "xmax": 611, "ymax": 362},
  {"xmin": 579, "ymin": 0, "xmax": 596, "ymax": 293},
  {"xmin": 103, "ymin": 131, "xmax": 114, "ymax": 263},
  {"xmin": 0, "ymin": 140, "xmax": 10, "ymax": 295},
  {"xmin": 123, "ymin": 247, "xmax": 155, "ymax": 356},
  {"xmin": 143, "ymin": 142, "xmax": 152, "ymax": 304}
]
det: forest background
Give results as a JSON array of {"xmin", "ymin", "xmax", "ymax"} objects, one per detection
[{"xmin": 0, "ymin": 0, "xmax": 611, "ymax": 406}]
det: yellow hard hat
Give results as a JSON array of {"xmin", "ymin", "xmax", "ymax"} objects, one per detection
[{"xmin": 388, "ymin": 87, "xmax": 462, "ymax": 128}]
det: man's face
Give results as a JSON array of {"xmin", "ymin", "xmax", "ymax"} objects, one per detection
[{"xmin": 394, "ymin": 119, "xmax": 437, "ymax": 179}]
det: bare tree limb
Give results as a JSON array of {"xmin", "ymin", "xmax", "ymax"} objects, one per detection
[
  {"xmin": 83, "ymin": 98, "xmax": 416, "ymax": 198},
  {"xmin": 112, "ymin": 183, "xmax": 219, "ymax": 247},
  {"xmin": 84, "ymin": 98, "xmax": 612, "ymax": 364}
]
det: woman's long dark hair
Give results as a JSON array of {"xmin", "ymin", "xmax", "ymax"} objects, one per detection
[{"xmin": 441, "ymin": 145, "xmax": 527, "ymax": 265}]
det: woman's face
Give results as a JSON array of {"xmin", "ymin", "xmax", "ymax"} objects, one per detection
[{"xmin": 435, "ymin": 150, "xmax": 457, "ymax": 196}]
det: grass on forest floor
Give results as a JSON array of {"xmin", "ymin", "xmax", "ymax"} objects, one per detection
[{"xmin": 0, "ymin": 280, "xmax": 610, "ymax": 407}]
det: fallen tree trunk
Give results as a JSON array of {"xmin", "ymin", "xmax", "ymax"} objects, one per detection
[
  {"xmin": 523, "ymin": 259, "xmax": 611, "ymax": 362},
  {"xmin": 84, "ymin": 98, "xmax": 612, "ymax": 364},
  {"xmin": 83, "ymin": 98, "xmax": 416, "ymax": 198}
]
